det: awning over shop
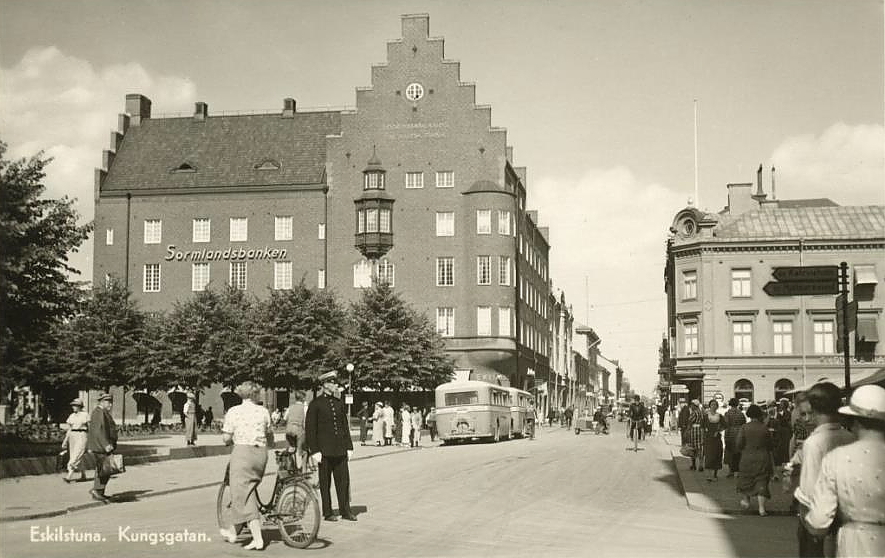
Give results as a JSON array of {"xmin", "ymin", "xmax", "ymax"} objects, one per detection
[
  {"xmin": 857, "ymin": 315, "xmax": 879, "ymax": 343},
  {"xmin": 854, "ymin": 265, "xmax": 879, "ymax": 286}
]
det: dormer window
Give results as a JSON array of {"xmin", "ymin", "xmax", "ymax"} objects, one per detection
[
  {"xmin": 172, "ymin": 162, "xmax": 197, "ymax": 173},
  {"xmin": 364, "ymin": 171, "xmax": 384, "ymax": 190},
  {"xmin": 254, "ymin": 159, "xmax": 281, "ymax": 171}
]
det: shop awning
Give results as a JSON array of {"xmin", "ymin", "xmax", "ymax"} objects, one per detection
[
  {"xmin": 855, "ymin": 265, "xmax": 879, "ymax": 286},
  {"xmin": 856, "ymin": 315, "xmax": 879, "ymax": 343}
]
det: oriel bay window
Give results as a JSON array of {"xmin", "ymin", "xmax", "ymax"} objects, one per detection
[{"xmin": 354, "ymin": 148, "xmax": 394, "ymax": 261}]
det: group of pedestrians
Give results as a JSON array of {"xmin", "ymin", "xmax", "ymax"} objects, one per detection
[
  {"xmin": 59, "ymin": 392, "xmax": 119, "ymax": 503},
  {"xmin": 358, "ymin": 401, "xmax": 436, "ymax": 447},
  {"xmin": 676, "ymin": 384, "xmax": 885, "ymax": 557}
]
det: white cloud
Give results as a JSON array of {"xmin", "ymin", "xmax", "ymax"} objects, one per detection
[
  {"xmin": 0, "ymin": 46, "xmax": 197, "ymax": 281},
  {"xmin": 530, "ymin": 168, "xmax": 686, "ymax": 396},
  {"xmin": 770, "ymin": 122, "xmax": 885, "ymax": 206}
]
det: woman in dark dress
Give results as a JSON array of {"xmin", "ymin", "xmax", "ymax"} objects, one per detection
[
  {"xmin": 684, "ymin": 399, "xmax": 704, "ymax": 471},
  {"xmin": 736, "ymin": 404, "xmax": 773, "ymax": 516},
  {"xmin": 702, "ymin": 399, "xmax": 725, "ymax": 481}
]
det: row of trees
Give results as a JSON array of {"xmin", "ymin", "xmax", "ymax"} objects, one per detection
[{"xmin": 1, "ymin": 141, "xmax": 454, "ymax": 398}]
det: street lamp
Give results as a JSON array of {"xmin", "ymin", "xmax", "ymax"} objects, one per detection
[{"xmin": 345, "ymin": 363, "xmax": 355, "ymax": 419}]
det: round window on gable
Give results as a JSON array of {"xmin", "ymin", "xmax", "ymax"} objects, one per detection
[{"xmin": 405, "ymin": 83, "xmax": 424, "ymax": 101}]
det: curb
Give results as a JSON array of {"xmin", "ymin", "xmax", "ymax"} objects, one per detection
[{"xmin": 0, "ymin": 444, "xmax": 425, "ymax": 523}]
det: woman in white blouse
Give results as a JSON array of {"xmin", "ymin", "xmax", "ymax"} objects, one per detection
[
  {"xmin": 62, "ymin": 398, "xmax": 90, "ymax": 483},
  {"xmin": 219, "ymin": 382, "xmax": 274, "ymax": 550}
]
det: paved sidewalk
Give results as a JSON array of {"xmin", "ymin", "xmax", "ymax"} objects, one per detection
[
  {"xmin": 0, "ymin": 430, "xmax": 438, "ymax": 522},
  {"xmin": 658, "ymin": 430, "xmax": 793, "ymax": 516}
]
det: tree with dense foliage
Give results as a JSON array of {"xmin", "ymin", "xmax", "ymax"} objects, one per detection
[
  {"xmin": 345, "ymin": 283, "xmax": 453, "ymax": 391},
  {"xmin": 0, "ymin": 141, "xmax": 92, "ymax": 392},
  {"xmin": 159, "ymin": 286, "xmax": 259, "ymax": 390},
  {"xmin": 252, "ymin": 282, "xmax": 347, "ymax": 389}
]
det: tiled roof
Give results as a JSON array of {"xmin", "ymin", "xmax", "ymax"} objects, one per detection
[
  {"xmin": 714, "ymin": 206, "xmax": 885, "ymax": 241},
  {"xmin": 102, "ymin": 112, "xmax": 342, "ymax": 191},
  {"xmin": 776, "ymin": 198, "xmax": 839, "ymax": 208}
]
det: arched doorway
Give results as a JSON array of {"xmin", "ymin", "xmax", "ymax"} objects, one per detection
[
  {"xmin": 734, "ymin": 379, "xmax": 754, "ymax": 405},
  {"xmin": 774, "ymin": 379, "xmax": 795, "ymax": 401}
]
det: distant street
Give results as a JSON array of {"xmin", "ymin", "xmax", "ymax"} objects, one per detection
[{"xmin": 1, "ymin": 422, "xmax": 793, "ymax": 558}]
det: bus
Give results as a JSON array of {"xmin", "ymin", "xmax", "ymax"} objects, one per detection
[
  {"xmin": 434, "ymin": 381, "xmax": 512, "ymax": 443},
  {"xmin": 506, "ymin": 387, "xmax": 534, "ymax": 438}
]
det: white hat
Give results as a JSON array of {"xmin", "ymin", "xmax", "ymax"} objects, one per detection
[
  {"xmin": 839, "ymin": 385, "xmax": 885, "ymax": 423},
  {"xmin": 318, "ymin": 371, "xmax": 338, "ymax": 382}
]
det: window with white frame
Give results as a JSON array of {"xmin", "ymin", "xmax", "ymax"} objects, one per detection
[
  {"xmin": 230, "ymin": 218, "xmax": 248, "ymax": 242},
  {"xmin": 274, "ymin": 262, "xmax": 292, "ymax": 290},
  {"xmin": 365, "ymin": 209, "xmax": 378, "ymax": 233},
  {"xmin": 773, "ymin": 320, "xmax": 793, "ymax": 355},
  {"xmin": 318, "ymin": 223, "xmax": 326, "ymax": 240},
  {"xmin": 229, "ymin": 261, "xmax": 247, "ymax": 290},
  {"xmin": 476, "ymin": 210, "xmax": 491, "ymax": 235},
  {"xmin": 144, "ymin": 220, "xmax": 162, "ymax": 244},
  {"xmin": 498, "ymin": 256, "xmax": 511, "ymax": 286},
  {"xmin": 357, "ymin": 211, "xmax": 365, "ymax": 234},
  {"xmin": 731, "ymin": 269, "xmax": 752, "ymax": 298},
  {"xmin": 435, "ymin": 171, "xmax": 454, "ymax": 188},
  {"xmin": 498, "ymin": 307, "xmax": 512, "ymax": 337},
  {"xmin": 317, "ymin": 269, "xmax": 326, "ymax": 290},
  {"xmin": 275, "ymin": 216, "xmax": 293, "ymax": 241},
  {"xmin": 436, "ymin": 307, "xmax": 455, "ymax": 337},
  {"xmin": 498, "ymin": 210, "xmax": 511, "ymax": 235},
  {"xmin": 353, "ymin": 260, "xmax": 371, "ymax": 288},
  {"xmin": 143, "ymin": 263, "xmax": 161, "ymax": 292},
  {"xmin": 436, "ymin": 212, "xmax": 454, "ymax": 237},
  {"xmin": 405, "ymin": 172, "xmax": 424, "ymax": 189},
  {"xmin": 191, "ymin": 263, "xmax": 210, "ymax": 291},
  {"xmin": 477, "ymin": 256, "xmax": 491, "ymax": 285},
  {"xmin": 683, "ymin": 321, "xmax": 698, "ymax": 355},
  {"xmin": 378, "ymin": 259, "xmax": 395, "ymax": 286},
  {"xmin": 477, "ymin": 306, "xmax": 491, "ymax": 336},
  {"xmin": 813, "ymin": 320, "xmax": 835, "ymax": 354},
  {"xmin": 192, "ymin": 218, "xmax": 211, "ymax": 243},
  {"xmin": 437, "ymin": 257, "xmax": 454, "ymax": 286},
  {"xmin": 683, "ymin": 270, "xmax": 697, "ymax": 300},
  {"xmin": 732, "ymin": 321, "xmax": 753, "ymax": 355},
  {"xmin": 379, "ymin": 209, "xmax": 391, "ymax": 233},
  {"xmin": 106, "ymin": 229, "xmax": 114, "ymax": 246}
]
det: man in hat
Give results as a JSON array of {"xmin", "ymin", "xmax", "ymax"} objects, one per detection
[
  {"xmin": 87, "ymin": 393, "xmax": 118, "ymax": 503},
  {"xmin": 183, "ymin": 392, "xmax": 198, "ymax": 446},
  {"xmin": 803, "ymin": 384, "xmax": 885, "ymax": 558},
  {"xmin": 305, "ymin": 371, "xmax": 356, "ymax": 522}
]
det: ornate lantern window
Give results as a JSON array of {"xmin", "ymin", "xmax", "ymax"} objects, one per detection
[{"xmin": 354, "ymin": 147, "xmax": 395, "ymax": 264}]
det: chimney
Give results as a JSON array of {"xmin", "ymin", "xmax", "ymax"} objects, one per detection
[
  {"xmin": 194, "ymin": 102, "xmax": 208, "ymax": 121},
  {"xmin": 770, "ymin": 166, "xmax": 777, "ymax": 200},
  {"xmin": 726, "ymin": 183, "xmax": 756, "ymax": 215},
  {"xmin": 125, "ymin": 94, "xmax": 152, "ymax": 126},
  {"xmin": 282, "ymin": 98, "xmax": 296, "ymax": 118},
  {"xmin": 752, "ymin": 163, "xmax": 767, "ymax": 202}
]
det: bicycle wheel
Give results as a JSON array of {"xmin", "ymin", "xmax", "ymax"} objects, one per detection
[
  {"xmin": 276, "ymin": 482, "xmax": 320, "ymax": 548},
  {"xmin": 216, "ymin": 478, "xmax": 233, "ymax": 531}
]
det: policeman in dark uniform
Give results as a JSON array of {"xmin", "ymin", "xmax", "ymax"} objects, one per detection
[{"xmin": 305, "ymin": 371, "xmax": 356, "ymax": 522}]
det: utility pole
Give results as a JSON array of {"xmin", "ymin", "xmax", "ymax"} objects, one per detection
[{"xmin": 839, "ymin": 262, "xmax": 851, "ymax": 390}]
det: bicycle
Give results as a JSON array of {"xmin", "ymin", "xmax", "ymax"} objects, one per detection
[
  {"xmin": 627, "ymin": 419, "xmax": 645, "ymax": 452},
  {"xmin": 216, "ymin": 450, "xmax": 321, "ymax": 548}
]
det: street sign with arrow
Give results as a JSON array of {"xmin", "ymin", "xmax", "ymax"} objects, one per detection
[{"xmin": 763, "ymin": 265, "xmax": 840, "ymax": 296}]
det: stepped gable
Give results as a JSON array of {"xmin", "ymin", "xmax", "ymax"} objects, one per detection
[
  {"xmin": 102, "ymin": 111, "xmax": 342, "ymax": 191},
  {"xmin": 713, "ymin": 205, "xmax": 885, "ymax": 241}
]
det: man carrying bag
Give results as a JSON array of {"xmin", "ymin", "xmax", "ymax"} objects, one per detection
[{"xmin": 87, "ymin": 393, "xmax": 119, "ymax": 504}]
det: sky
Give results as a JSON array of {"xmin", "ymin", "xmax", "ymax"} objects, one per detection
[{"xmin": 1, "ymin": 0, "xmax": 883, "ymax": 396}]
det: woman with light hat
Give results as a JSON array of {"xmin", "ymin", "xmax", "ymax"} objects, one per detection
[
  {"xmin": 61, "ymin": 398, "xmax": 90, "ymax": 483},
  {"xmin": 183, "ymin": 391, "xmax": 198, "ymax": 446},
  {"xmin": 371, "ymin": 402, "xmax": 384, "ymax": 446},
  {"xmin": 802, "ymin": 385, "xmax": 885, "ymax": 557}
]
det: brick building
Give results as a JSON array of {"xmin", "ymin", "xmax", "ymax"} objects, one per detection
[
  {"xmin": 662, "ymin": 169, "xmax": 884, "ymax": 404},
  {"xmin": 91, "ymin": 14, "xmax": 554, "ymax": 420}
]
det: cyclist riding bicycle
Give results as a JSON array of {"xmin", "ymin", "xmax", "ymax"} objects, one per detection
[
  {"xmin": 593, "ymin": 408, "xmax": 609, "ymax": 434},
  {"xmin": 627, "ymin": 395, "xmax": 647, "ymax": 442}
]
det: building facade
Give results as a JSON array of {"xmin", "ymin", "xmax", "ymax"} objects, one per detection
[
  {"xmin": 663, "ymin": 172, "xmax": 884, "ymax": 404},
  {"xmin": 91, "ymin": 14, "xmax": 555, "ymax": 419}
]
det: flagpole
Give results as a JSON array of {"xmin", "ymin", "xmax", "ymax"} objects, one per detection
[{"xmin": 694, "ymin": 99, "xmax": 699, "ymax": 207}]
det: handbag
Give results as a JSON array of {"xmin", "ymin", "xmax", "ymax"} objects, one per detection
[
  {"xmin": 99, "ymin": 453, "xmax": 125, "ymax": 476},
  {"xmin": 56, "ymin": 450, "xmax": 69, "ymax": 472},
  {"xmin": 680, "ymin": 444, "xmax": 696, "ymax": 458}
]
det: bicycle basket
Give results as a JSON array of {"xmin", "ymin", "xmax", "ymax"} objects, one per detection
[{"xmin": 275, "ymin": 450, "xmax": 299, "ymax": 473}]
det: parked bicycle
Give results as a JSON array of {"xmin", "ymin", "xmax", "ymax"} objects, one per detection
[{"xmin": 216, "ymin": 450, "xmax": 320, "ymax": 548}]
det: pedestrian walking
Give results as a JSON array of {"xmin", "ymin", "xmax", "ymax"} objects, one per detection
[
  {"xmin": 411, "ymin": 406, "xmax": 423, "ymax": 447},
  {"xmin": 183, "ymin": 392, "xmax": 198, "ymax": 446},
  {"xmin": 426, "ymin": 407, "xmax": 437, "ymax": 441},
  {"xmin": 771, "ymin": 398, "xmax": 793, "ymax": 470},
  {"xmin": 736, "ymin": 404, "xmax": 774, "ymax": 516},
  {"xmin": 723, "ymin": 398, "xmax": 747, "ymax": 478},
  {"xmin": 792, "ymin": 382, "xmax": 855, "ymax": 558},
  {"xmin": 683, "ymin": 399, "xmax": 704, "ymax": 470},
  {"xmin": 371, "ymin": 402, "xmax": 384, "ymax": 446},
  {"xmin": 203, "ymin": 406, "xmax": 214, "ymax": 429},
  {"xmin": 218, "ymin": 381, "xmax": 274, "ymax": 550},
  {"xmin": 305, "ymin": 371, "xmax": 356, "ymax": 522},
  {"xmin": 87, "ymin": 392, "xmax": 118, "ymax": 504},
  {"xmin": 382, "ymin": 401, "xmax": 394, "ymax": 446},
  {"xmin": 62, "ymin": 398, "xmax": 89, "ymax": 483},
  {"xmin": 702, "ymin": 399, "xmax": 725, "ymax": 481},
  {"xmin": 284, "ymin": 390, "xmax": 307, "ymax": 469},
  {"xmin": 356, "ymin": 401, "xmax": 372, "ymax": 446},
  {"xmin": 802, "ymin": 385, "xmax": 885, "ymax": 558},
  {"xmin": 400, "ymin": 404, "xmax": 412, "ymax": 446}
]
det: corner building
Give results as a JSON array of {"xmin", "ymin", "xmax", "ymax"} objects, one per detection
[{"xmin": 92, "ymin": 14, "xmax": 552, "ymax": 415}]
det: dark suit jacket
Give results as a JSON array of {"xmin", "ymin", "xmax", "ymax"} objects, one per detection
[
  {"xmin": 305, "ymin": 394, "xmax": 353, "ymax": 457},
  {"xmin": 87, "ymin": 406, "xmax": 118, "ymax": 453}
]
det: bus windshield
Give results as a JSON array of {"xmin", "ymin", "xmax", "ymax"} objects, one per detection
[{"xmin": 444, "ymin": 391, "xmax": 479, "ymax": 406}]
